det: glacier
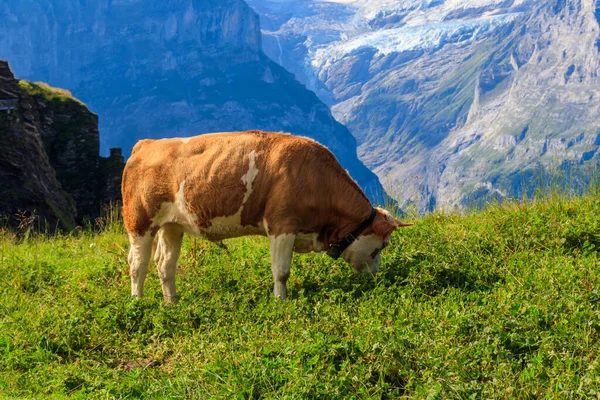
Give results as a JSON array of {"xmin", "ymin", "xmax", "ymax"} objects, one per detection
[
  {"xmin": 311, "ymin": 13, "xmax": 520, "ymax": 69},
  {"xmin": 248, "ymin": 0, "xmax": 538, "ymax": 96}
]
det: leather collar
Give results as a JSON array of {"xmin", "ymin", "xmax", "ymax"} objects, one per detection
[{"xmin": 326, "ymin": 208, "xmax": 377, "ymax": 259}]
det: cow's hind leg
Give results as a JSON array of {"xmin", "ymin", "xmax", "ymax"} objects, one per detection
[
  {"xmin": 268, "ymin": 234, "xmax": 296, "ymax": 300},
  {"xmin": 154, "ymin": 224, "xmax": 184, "ymax": 303},
  {"xmin": 128, "ymin": 233, "xmax": 154, "ymax": 299}
]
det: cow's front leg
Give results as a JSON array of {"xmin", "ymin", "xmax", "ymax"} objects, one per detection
[{"xmin": 268, "ymin": 233, "xmax": 296, "ymax": 300}]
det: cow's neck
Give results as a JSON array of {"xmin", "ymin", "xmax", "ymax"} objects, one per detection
[{"xmin": 328, "ymin": 185, "xmax": 373, "ymax": 246}]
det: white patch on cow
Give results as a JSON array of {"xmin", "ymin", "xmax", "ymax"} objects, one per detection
[
  {"xmin": 152, "ymin": 181, "xmax": 201, "ymax": 236},
  {"xmin": 202, "ymin": 151, "xmax": 263, "ymax": 240},
  {"xmin": 294, "ymin": 233, "xmax": 323, "ymax": 253},
  {"xmin": 241, "ymin": 151, "xmax": 259, "ymax": 203},
  {"xmin": 203, "ymin": 216, "xmax": 265, "ymax": 241},
  {"xmin": 376, "ymin": 207, "xmax": 397, "ymax": 226},
  {"xmin": 162, "ymin": 137, "xmax": 192, "ymax": 144},
  {"xmin": 269, "ymin": 233, "xmax": 296, "ymax": 299},
  {"xmin": 342, "ymin": 233, "xmax": 384, "ymax": 273}
]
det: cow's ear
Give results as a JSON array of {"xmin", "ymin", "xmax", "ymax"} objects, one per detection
[
  {"xmin": 374, "ymin": 208, "xmax": 411, "ymax": 235},
  {"xmin": 394, "ymin": 219, "xmax": 412, "ymax": 228},
  {"xmin": 379, "ymin": 209, "xmax": 411, "ymax": 229}
]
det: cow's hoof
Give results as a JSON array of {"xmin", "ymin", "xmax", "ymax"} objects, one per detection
[
  {"xmin": 163, "ymin": 295, "xmax": 179, "ymax": 304},
  {"xmin": 274, "ymin": 290, "xmax": 287, "ymax": 301}
]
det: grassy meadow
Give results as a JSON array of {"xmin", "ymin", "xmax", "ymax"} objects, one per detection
[{"xmin": 1, "ymin": 192, "xmax": 600, "ymax": 398}]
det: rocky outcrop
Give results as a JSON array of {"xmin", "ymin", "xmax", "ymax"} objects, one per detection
[
  {"xmin": 0, "ymin": 60, "xmax": 124, "ymax": 228},
  {"xmin": 21, "ymin": 81, "xmax": 102, "ymax": 220},
  {"xmin": 0, "ymin": 0, "xmax": 387, "ymax": 204},
  {"xmin": 0, "ymin": 60, "xmax": 75, "ymax": 229},
  {"xmin": 248, "ymin": 0, "xmax": 600, "ymax": 211}
]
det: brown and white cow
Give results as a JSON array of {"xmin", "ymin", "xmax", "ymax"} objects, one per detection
[{"xmin": 122, "ymin": 130, "xmax": 409, "ymax": 302}]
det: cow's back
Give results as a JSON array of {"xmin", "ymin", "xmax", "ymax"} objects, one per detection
[{"xmin": 122, "ymin": 131, "xmax": 283, "ymax": 236}]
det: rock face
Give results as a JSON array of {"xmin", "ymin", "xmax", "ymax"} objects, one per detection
[
  {"xmin": 0, "ymin": 61, "xmax": 75, "ymax": 229},
  {"xmin": 0, "ymin": 0, "xmax": 387, "ymax": 204},
  {"xmin": 425, "ymin": 0, "xmax": 600, "ymax": 210},
  {"xmin": 0, "ymin": 60, "xmax": 124, "ymax": 228},
  {"xmin": 21, "ymin": 80, "xmax": 102, "ymax": 220},
  {"xmin": 248, "ymin": 0, "xmax": 600, "ymax": 211}
]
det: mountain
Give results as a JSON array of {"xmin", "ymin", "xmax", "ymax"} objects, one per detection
[
  {"xmin": 0, "ymin": 0, "xmax": 387, "ymax": 204},
  {"xmin": 248, "ymin": 0, "xmax": 600, "ymax": 211},
  {"xmin": 0, "ymin": 60, "xmax": 123, "ymax": 229},
  {"xmin": 246, "ymin": 0, "xmax": 537, "ymax": 105}
]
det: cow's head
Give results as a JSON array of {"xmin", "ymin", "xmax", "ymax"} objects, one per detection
[{"xmin": 341, "ymin": 208, "xmax": 409, "ymax": 273}]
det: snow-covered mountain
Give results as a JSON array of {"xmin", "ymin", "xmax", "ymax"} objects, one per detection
[
  {"xmin": 248, "ymin": 0, "xmax": 600, "ymax": 211},
  {"xmin": 247, "ymin": 0, "xmax": 538, "ymax": 105}
]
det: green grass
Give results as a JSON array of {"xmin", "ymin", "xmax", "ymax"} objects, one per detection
[
  {"xmin": 1, "ymin": 193, "xmax": 600, "ymax": 398},
  {"xmin": 18, "ymin": 81, "xmax": 85, "ymax": 106}
]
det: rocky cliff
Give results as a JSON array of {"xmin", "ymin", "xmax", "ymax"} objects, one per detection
[
  {"xmin": 249, "ymin": 0, "xmax": 600, "ymax": 211},
  {"xmin": 0, "ymin": 60, "xmax": 124, "ymax": 228},
  {"xmin": 0, "ymin": 0, "xmax": 387, "ymax": 204},
  {"xmin": 0, "ymin": 60, "xmax": 75, "ymax": 229}
]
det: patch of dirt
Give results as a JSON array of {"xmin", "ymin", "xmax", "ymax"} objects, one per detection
[{"xmin": 117, "ymin": 357, "xmax": 157, "ymax": 371}]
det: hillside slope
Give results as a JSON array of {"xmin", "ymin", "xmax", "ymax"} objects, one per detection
[
  {"xmin": 1, "ymin": 191, "xmax": 599, "ymax": 397},
  {"xmin": 0, "ymin": 0, "xmax": 387, "ymax": 203}
]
